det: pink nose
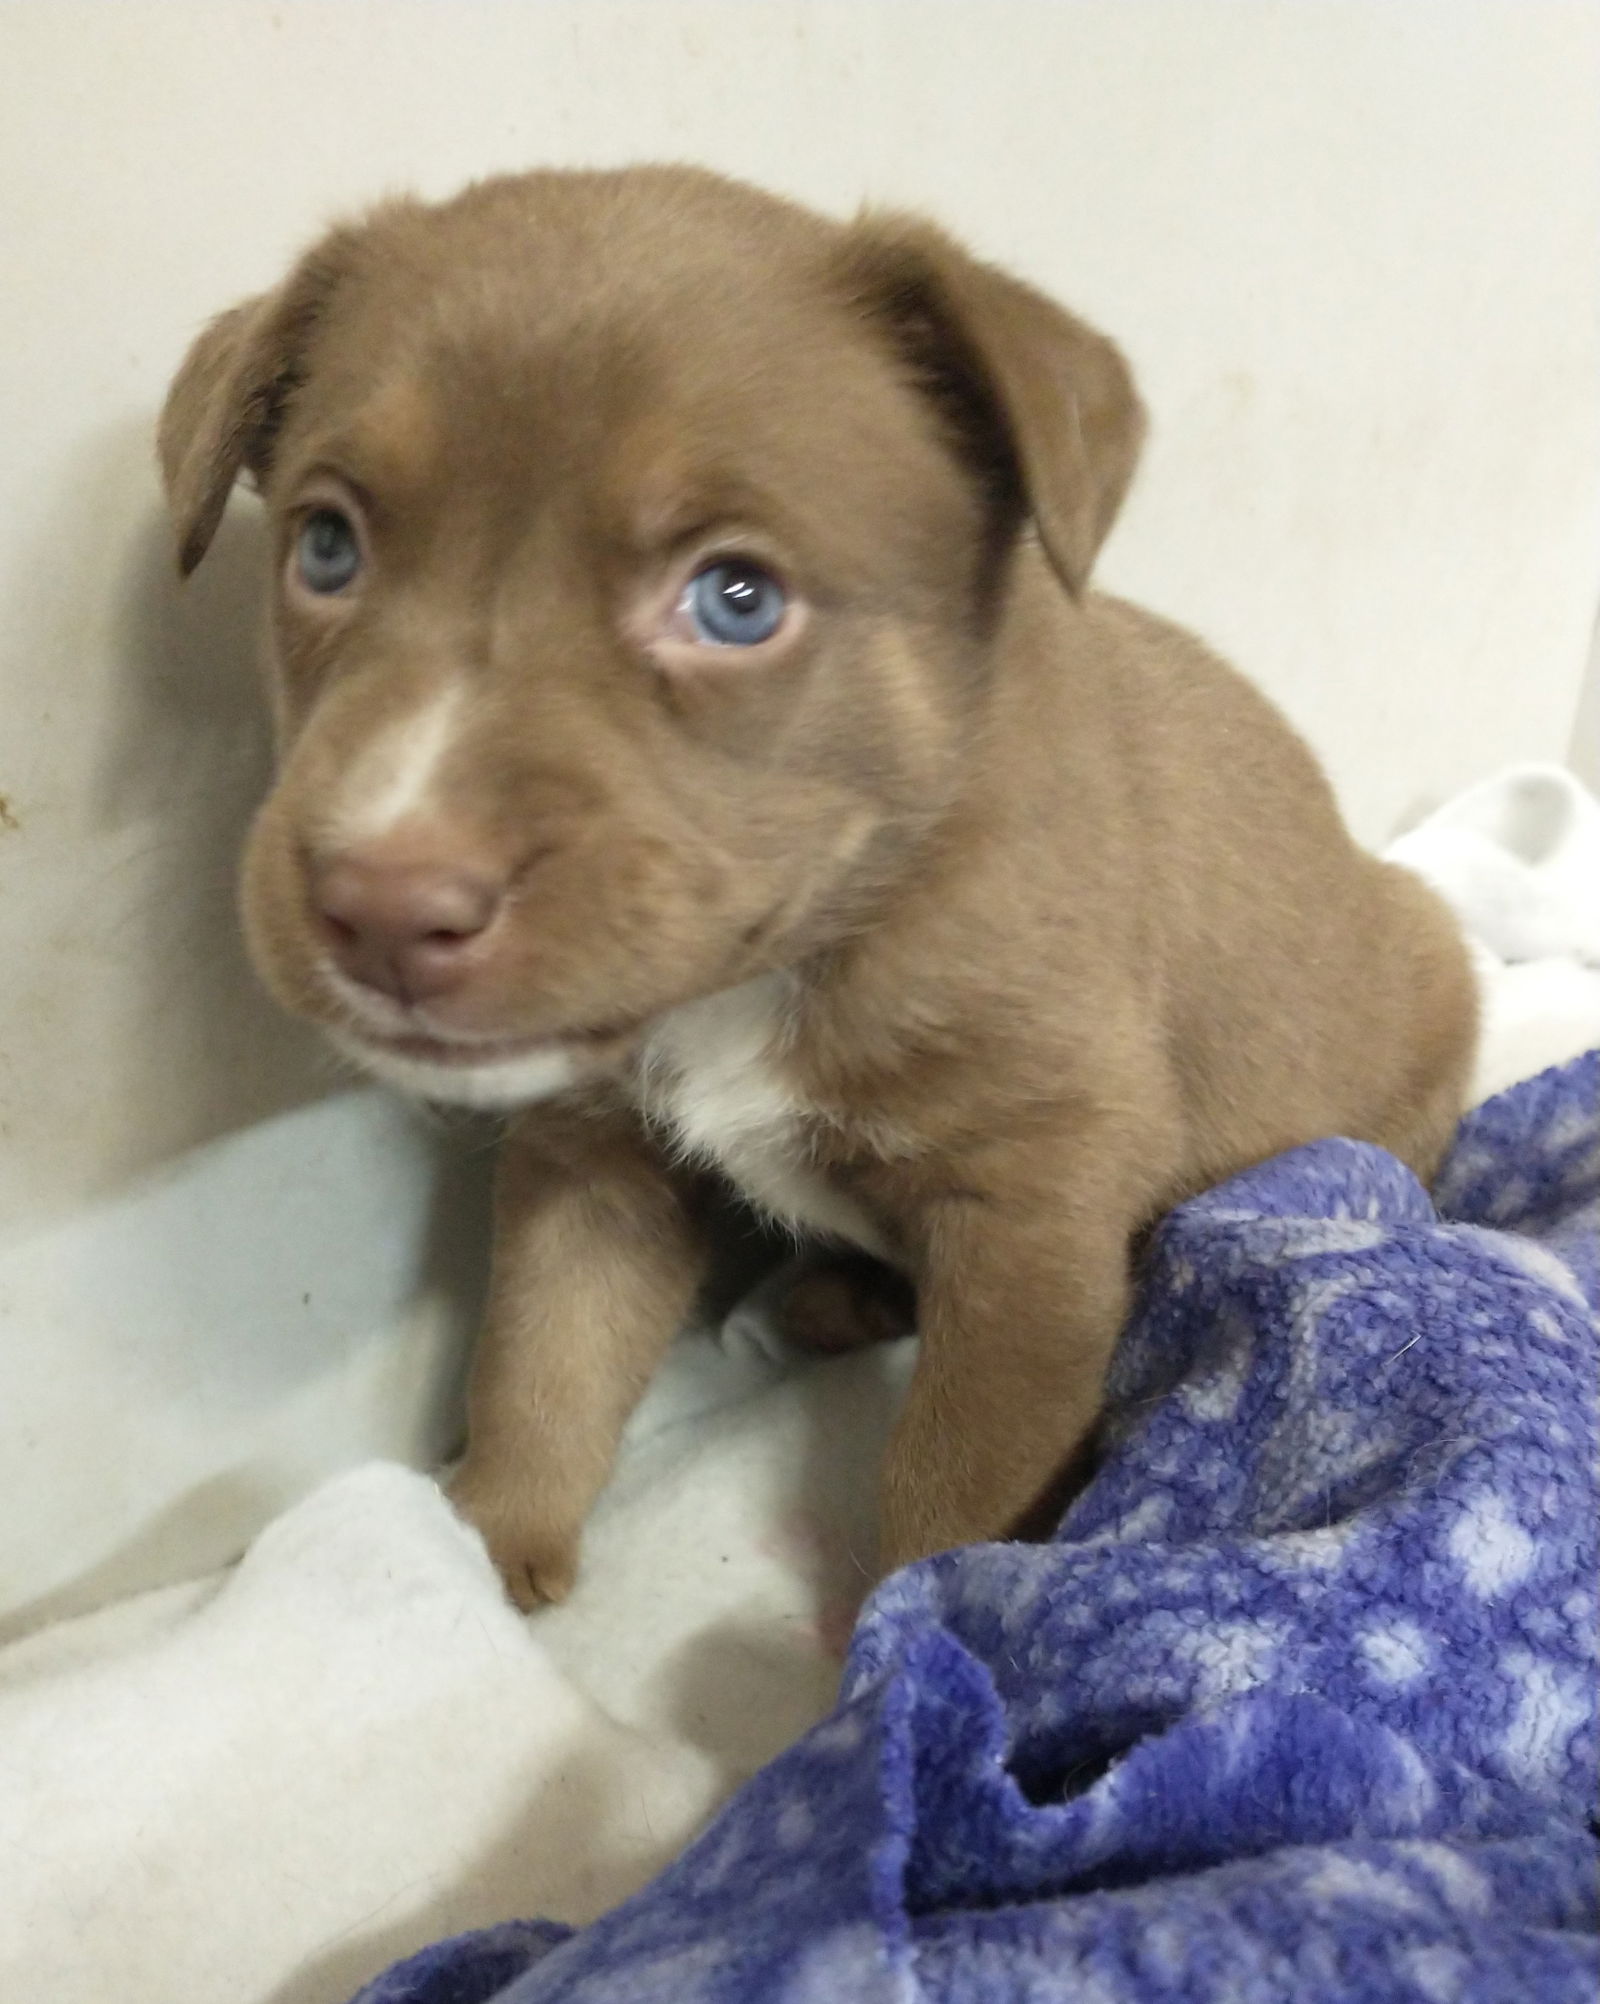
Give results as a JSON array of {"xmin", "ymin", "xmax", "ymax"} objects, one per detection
[{"xmin": 314, "ymin": 856, "xmax": 504, "ymax": 1003}]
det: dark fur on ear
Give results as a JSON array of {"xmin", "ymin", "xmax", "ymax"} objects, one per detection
[
  {"xmin": 156, "ymin": 231, "xmax": 359, "ymax": 576},
  {"xmin": 835, "ymin": 216, "xmax": 1145, "ymax": 597}
]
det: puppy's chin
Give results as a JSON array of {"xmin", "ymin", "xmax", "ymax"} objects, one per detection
[{"xmin": 327, "ymin": 1028, "xmax": 589, "ymax": 1110}]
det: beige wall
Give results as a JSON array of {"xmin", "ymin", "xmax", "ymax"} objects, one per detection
[
  {"xmin": 1572, "ymin": 614, "xmax": 1600, "ymax": 793},
  {"xmin": 2, "ymin": 1, "xmax": 1596, "ymax": 1619}
]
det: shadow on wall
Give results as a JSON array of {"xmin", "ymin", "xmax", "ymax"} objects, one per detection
[{"xmin": 1570, "ymin": 605, "xmax": 1600, "ymax": 795}]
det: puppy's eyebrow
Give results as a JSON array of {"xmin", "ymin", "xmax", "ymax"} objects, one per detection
[
  {"xmin": 303, "ymin": 382, "xmax": 442, "ymax": 505},
  {"xmin": 617, "ymin": 441, "xmax": 847, "ymax": 589},
  {"xmin": 296, "ymin": 457, "xmax": 378, "ymax": 513},
  {"xmin": 631, "ymin": 475, "xmax": 770, "ymax": 555}
]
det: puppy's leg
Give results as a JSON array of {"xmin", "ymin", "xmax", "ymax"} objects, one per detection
[
  {"xmin": 879, "ymin": 1147, "xmax": 1139, "ymax": 1573},
  {"xmin": 449, "ymin": 1104, "xmax": 708, "ymax": 1609}
]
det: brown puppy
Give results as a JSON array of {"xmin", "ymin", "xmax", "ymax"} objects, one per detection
[{"xmin": 158, "ymin": 166, "xmax": 1476, "ymax": 1609}]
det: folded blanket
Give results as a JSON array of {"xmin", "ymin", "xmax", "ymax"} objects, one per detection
[{"xmin": 358, "ymin": 1047, "xmax": 1600, "ymax": 2003}]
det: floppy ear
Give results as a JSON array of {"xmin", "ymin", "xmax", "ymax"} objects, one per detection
[
  {"xmin": 156, "ymin": 234, "xmax": 355, "ymax": 577},
  {"xmin": 837, "ymin": 215, "xmax": 1145, "ymax": 597}
]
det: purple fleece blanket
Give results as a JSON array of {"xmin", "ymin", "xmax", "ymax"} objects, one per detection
[{"xmin": 353, "ymin": 1052, "xmax": 1600, "ymax": 2004}]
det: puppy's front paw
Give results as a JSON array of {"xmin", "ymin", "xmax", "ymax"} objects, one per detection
[{"xmin": 446, "ymin": 1465, "xmax": 580, "ymax": 1612}]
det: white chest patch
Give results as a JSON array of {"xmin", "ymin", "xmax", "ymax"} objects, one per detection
[{"xmin": 635, "ymin": 976, "xmax": 885, "ymax": 1255}]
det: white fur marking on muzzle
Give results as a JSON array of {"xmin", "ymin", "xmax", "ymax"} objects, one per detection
[{"xmin": 328, "ymin": 682, "xmax": 469, "ymax": 846}]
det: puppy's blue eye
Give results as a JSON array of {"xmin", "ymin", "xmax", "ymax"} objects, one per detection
[
  {"xmin": 295, "ymin": 508, "xmax": 362, "ymax": 594},
  {"xmin": 682, "ymin": 560, "xmax": 786, "ymax": 646}
]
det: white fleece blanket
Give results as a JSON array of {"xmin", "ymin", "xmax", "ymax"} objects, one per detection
[{"xmin": 3, "ymin": 763, "xmax": 1597, "ymax": 2004}]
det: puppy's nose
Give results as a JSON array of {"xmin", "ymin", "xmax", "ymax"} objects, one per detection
[{"xmin": 314, "ymin": 856, "xmax": 504, "ymax": 1003}]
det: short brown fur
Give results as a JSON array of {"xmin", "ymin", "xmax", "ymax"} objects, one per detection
[{"xmin": 160, "ymin": 166, "xmax": 1477, "ymax": 1606}]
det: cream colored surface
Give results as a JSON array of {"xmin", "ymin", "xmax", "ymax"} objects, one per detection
[{"xmin": 1, "ymin": 1, "xmax": 1596, "ymax": 1617}]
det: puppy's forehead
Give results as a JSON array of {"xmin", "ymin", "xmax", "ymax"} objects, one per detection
[
  {"xmin": 380, "ymin": 177, "xmax": 863, "ymax": 374},
  {"xmin": 284, "ymin": 172, "xmax": 970, "ymax": 569},
  {"xmin": 331, "ymin": 174, "xmax": 845, "ymax": 371},
  {"xmin": 314, "ymin": 297, "xmax": 896, "ymax": 543}
]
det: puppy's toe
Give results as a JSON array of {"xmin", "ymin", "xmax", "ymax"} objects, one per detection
[
  {"xmin": 446, "ymin": 1468, "xmax": 580, "ymax": 1611},
  {"xmin": 485, "ymin": 1522, "xmax": 580, "ymax": 1611},
  {"xmin": 502, "ymin": 1543, "xmax": 575, "ymax": 1613}
]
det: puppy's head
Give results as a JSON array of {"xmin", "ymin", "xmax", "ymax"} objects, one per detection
[{"xmin": 159, "ymin": 167, "xmax": 1142, "ymax": 1107}]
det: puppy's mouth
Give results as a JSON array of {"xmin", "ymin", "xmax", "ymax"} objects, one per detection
[
  {"xmin": 354, "ymin": 1020, "xmax": 635, "ymax": 1067},
  {"xmin": 322, "ymin": 1011, "xmax": 644, "ymax": 1111},
  {"xmin": 315, "ymin": 961, "xmax": 637, "ymax": 1065},
  {"xmin": 359, "ymin": 1027, "xmax": 548, "ymax": 1066}
]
